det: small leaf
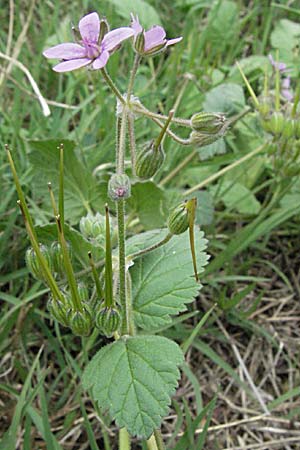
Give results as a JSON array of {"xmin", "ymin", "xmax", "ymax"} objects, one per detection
[
  {"xmin": 82, "ymin": 335, "xmax": 183, "ymax": 438},
  {"xmin": 130, "ymin": 228, "xmax": 209, "ymax": 330},
  {"xmin": 211, "ymin": 181, "xmax": 261, "ymax": 215}
]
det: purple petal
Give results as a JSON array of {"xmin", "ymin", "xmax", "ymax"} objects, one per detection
[
  {"xmin": 43, "ymin": 43, "xmax": 86, "ymax": 60},
  {"xmin": 282, "ymin": 77, "xmax": 291, "ymax": 89},
  {"xmin": 144, "ymin": 26, "xmax": 166, "ymax": 51},
  {"xmin": 79, "ymin": 12, "xmax": 100, "ymax": 43},
  {"xmin": 130, "ymin": 13, "xmax": 143, "ymax": 34},
  {"xmin": 53, "ymin": 58, "xmax": 91, "ymax": 72},
  {"xmin": 102, "ymin": 27, "xmax": 134, "ymax": 52},
  {"xmin": 268, "ymin": 54, "xmax": 287, "ymax": 72},
  {"xmin": 92, "ymin": 50, "xmax": 109, "ymax": 69},
  {"xmin": 166, "ymin": 36, "xmax": 183, "ymax": 47},
  {"xmin": 282, "ymin": 89, "xmax": 293, "ymax": 101}
]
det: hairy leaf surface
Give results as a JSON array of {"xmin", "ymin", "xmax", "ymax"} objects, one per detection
[{"xmin": 82, "ymin": 335, "xmax": 183, "ymax": 438}]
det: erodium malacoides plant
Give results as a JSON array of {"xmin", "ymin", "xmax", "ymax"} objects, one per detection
[{"xmin": 6, "ymin": 11, "xmax": 229, "ymax": 450}]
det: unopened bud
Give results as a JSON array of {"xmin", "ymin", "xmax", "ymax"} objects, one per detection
[
  {"xmin": 134, "ymin": 31, "xmax": 145, "ymax": 54},
  {"xmin": 78, "ymin": 282, "xmax": 89, "ymax": 303},
  {"xmin": 25, "ymin": 244, "xmax": 52, "ymax": 280},
  {"xmin": 190, "ymin": 131, "xmax": 223, "ymax": 147},
  {"xmin": 99, "ymin": 18, "xmax": 109, "ymax": 43},
  {"xmin": 266, "ymin": 112, "xmax": 285, "ymax": 135},
  {"xmin": 191, "ymin": 112, "xmax": 226, "ymax": 134},
  {"xmin": 69, "ymin": 305, "xmax": 93, "ymax": 336},
  {"xmin": 282, "ymin": 118, "xmax": 295, "ymax": 140},
  {"xmin": 95, "ymin": 306, "xmax": 121, "ymax": 337},
  {"xmin": 108, "ymin": 174, "xmax": 131, "ymax": 201},
  {"xmin": 135, "ymin": 140, "xmax": 165, "ymax": 179},
  {"xmin": 50, "ymin": 240, "xmax": 72, "ymax": 276},
  {"xmin": 79, "ymin": 212, "xmax": 106, "ymax": 242},
  {"xmin": 47, "ymin": 296, "xmax": 72, "ymax": 327},
  {"xmin": 168, "ymin": 201, "xmax": 190, "ymax": 235}
]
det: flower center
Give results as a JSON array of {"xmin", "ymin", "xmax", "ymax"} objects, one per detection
[{"xmin": 82, "ymin": 40, "xmax": 101, "ymax": 59}]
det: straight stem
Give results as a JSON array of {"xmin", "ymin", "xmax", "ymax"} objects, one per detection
[{"xmin": 117, "ymin": 199, "xmax": 129, "ymax": 335}]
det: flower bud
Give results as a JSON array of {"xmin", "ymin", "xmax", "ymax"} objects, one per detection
[
  {"xmin": 95, "ymin": 306, "xmax": 121, "ymax": 337},
  {"xmin": 135, "ymin": 140, "xmax": 165, "ymax": 179},
  {"xmin": 168, "ymin": 202, "xmax": 190, "ymax": 235},
  {"xmin": 190, "ymin": 131, "xmax": 222, "ymax": 148},
  {"xmin": 69, "ymin": 304, "xmax": 93, "ymax": 336},
  {"xmin": 79, "ymin": 212, "xmax": 106, "ymax": 243},
  {"xmin": 25, "ymin": 244, "xmax": 52, "ymax": 280},
  {"xmin": 294, "ymin": 120, "xmax": 300, "ymax": 139},
  {"xmin": 47, "ymin": 296, "xmax": 72, "ymax": 327},
  {"xmin": 266, "ymin": 112, "xmax": 285, "ymax": 135},
  {"xmin": 50, "ymin": 240, "xmax": 72, "ymax": 276},
  {"xmin": 108, "ymin": 174, "xmax": 131, "ymax": 201},
  {"xmin": 282, "ymin": 118, "xmax": 295, "ymax": 140},
  {"xmin": 77, "ymin": 282, "xmax": 89, "ymax": 303},
  {"xmin": 191, "ymin": 112, "xmax": 226, "ymax": 134},
  {"xmin": 99, "ymin": 18, "xmax": 109, "ymax": 43}
]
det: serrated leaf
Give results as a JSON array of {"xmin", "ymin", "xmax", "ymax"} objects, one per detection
[
  {"xmin": 203, "ymin": 83, "xmax": 245, "ymax": 116},
  {"xmin": 188, "ymin": 191, "xmax": 214, "ymax": 226},
  {"xmin": 28, "ymin": 140, "xmax": 106, "ymax": 225},
  {"xmin": 198, "ymin": 138, "xmax": 227, "ymax": 161},
  {"xmin": 82, "ymin": 335, "xmax": 183, "ymax": 438},
  {"xmin": 130, "ymin": 229, "xmax": 209, "ymax": 330},
  {"xmin": 109, "ymin": 0, "xmax": 162, "ymax": 28},
  {"xmin": 126, "ymin": 229, "xmax": 167, "ymax": 256}
]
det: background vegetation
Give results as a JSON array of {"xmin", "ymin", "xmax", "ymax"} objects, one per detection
[{"xmin": 1, "ymin": 0, "xmax": 300, "ymax": 448}]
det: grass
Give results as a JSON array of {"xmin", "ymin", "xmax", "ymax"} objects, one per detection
[{"xmin": 1, "ymin": 0, "xmax": 300, "ymax": 449}]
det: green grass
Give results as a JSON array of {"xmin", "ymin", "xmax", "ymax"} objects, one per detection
[{"xmin": 1, "ymin": 0, "xmax": 300, "ymax": 449}]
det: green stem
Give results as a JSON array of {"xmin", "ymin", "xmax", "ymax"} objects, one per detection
[
  {"xmin": 105, "ymin": 205, "xmax": 114, "ymax": 308},
  {"xmin": 88, "ymin": 252, "xmax": 104, "ymax": 299},
  {"xmin": 154, "ymin": 430, "xmax": 166, "ymax": 450},
  {"xmin": 101, "ymin": 68, "xmax": 125, "ymax": 104},
  {"xmin": 59, "ymin": 143, "xmax": 64, "ymax": 228},
  {"xmin": 117, "ymin": 199, "xmax": 129, "ymax": 335},
  {"xmin": 130, "ymin": 233, "xmax": 173, "ymax": 260},
  {"xmin": 154, "ymin": 109, "xmax": 174, "ymax": 148},
  {"xmin": 119, "ymin": 428, "xmax": 131, "ymax": 450},
  {"xmin": 127, "ymin": 115, "xmax": 137, "ymax": 176},
  {"xmin": 117, "ymin": 109, "xmax": 128, "ymax": 174},
  {"xmin": 127, "ymin": 53, "xmax": 141, "ymax": 99},
  {"xmin": 146, "ymin": 435, "xmax": 159, "ymax": 450},
  {"xmin": 159, "ymin": 150, "xmax": 197, "ymax": 186}
]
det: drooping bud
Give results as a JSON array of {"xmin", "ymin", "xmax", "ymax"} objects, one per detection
[
  {"xmin": 25, "ymin": 244, "xmax": 52, "ymax": 280},
  {"xmin": 191, "ymin": 112, "xmax": 226, "ymax": 134},
  {"xmin": 135, "ymin": 110, "xmax": 174, "ymax": 179},
  {"xmin": 168, "ymin": 202, "xmax": 190, "ymax": 235},
  {"xmin": 190, "ymin": 131, "xmax": 223, "ymax": 147},
  {"xmin": 79, "ymin": 212, "xmax": 106, "ymax": 243},
  {"xmin": 108, "ymin": 174, "xmax": 131, "ymax": 201},
  {"xmin": 69, "ymin": 304, "xmax": 93, "ymax": 336},
  {"xmin": 135, "ymin": 140, "xmax": 165, "ymax": 179},
  {"xmin": 50, "ymin": 240, "xmax": 72, "ymax": 276},
  {"xmin": 95, "ymin": 306, "xmax": 121, "ymax": 337},
  {"xmin": 47, "ymin": 296, "xmax": 72, "ymax": 327}
]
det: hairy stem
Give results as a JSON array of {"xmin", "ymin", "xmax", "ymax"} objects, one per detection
[
  {"xmin": 127, "ymin": 115, "xmax": 137, "ymax": 176},
  {"xmin": 117, "ymin": 199, "xmax": 130, "ymax": 335},
  {"xmin": 127, "ymin": 53, "xmax": 141, "ymax": 99},
  {"xmin": 130, "ymin": 233, "xmax": 173, "ymax": 260},
  {"xmin": 101, "ymin": 68, "xmax": 125, "ymax": 104},
  {"xmin": 119, "ymin": 428, "xmax": 131, "ymax": 450}
]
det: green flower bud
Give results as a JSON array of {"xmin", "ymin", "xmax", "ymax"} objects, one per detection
[
  {"xmin": 190, "ymin": 131, "xmax": 222, "ymax": 148},
  {"xmin": 282, "ymin": 118, "xmax": 295, "ymax": 140},
  {"xmin": 99, "ymin": 18, "xmax": 109, "ymax": 43},
  {"xmin": 25, "ymin": 244, "xmax": 52, "ymax": 280},
  {"xmin": 79, "ymin": 212, "xmax": 106, "ymax": 243},
  {"xmin": 168, "ymin": 202, "xmax": 190, "ymax": 235},
  {"xmin": 135, "ymin": 140, "xmax": 165, "ymax": 179},
  {"xmin": 47, "ymin": 296, "xmax": 72, "ymax": 327},
  {"xmin": 108, "ymin": 174, "xmax": 131, "ymax": 201},
  {"xmin": 285, "ymin": 164, "xmax": 300, "ymax": 177},
  {"xmin": 69, "ymin": 304, "xmax": 93, "ymax": 336},
  {"xmin": 191, "ymin": 112, "xmax": 226, "ymax": 134},
  {"xmin": 77, "ymin": 282, "xmax": 89, "ymax": 303},
  {"xmin": 50, "ymin": 240, "xmax": 72, "ymax": 276},
  {"xmin": 95, "ymin": 306, "xmax": 121, "ymax": 337},
  {"xmin": 294, "ymin": 120, "xmax": 300, "ymax": 139},
  {"xmin": 267, "ymin": 112, "xmax": 285, "ymax": 135}
]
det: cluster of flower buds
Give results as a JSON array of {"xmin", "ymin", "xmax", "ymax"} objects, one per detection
[
  {"xmin": 189, "ymin": 112, "xmax": 228, "ymax": 147},
  {"xmin": 26, "ymin": 241, "xmax": 71, "ymax": 280},
  {"xmin": 80, "ymin": 212, "xmax": 106, "ymax": 245}
]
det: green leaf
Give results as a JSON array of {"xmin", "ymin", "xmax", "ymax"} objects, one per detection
[
  {"xmin": 211, "ymin": 181, "xmax": 261, "ymax": 215},
  {"xmin": 203, "ymin": 83, "xmax": 245, "ymax": 116},
  {"xmin": 198, "ymin": 138, "xmax": 227, "ymax": 161},
  {"xmin": 187, "ymin": 191, "xmax": 214, "ymax": 226},
  {"xmin": 126, "ymin": 229, "xmax": 167, "ymax": 256},
  {"xmin": 270, "ymin": 19, "xmax": 300, "ymax": 75},
  {"xmin": 82, "ymin": 335, "xmax": 183, "ymax": 438},
  {"xmin": 206, "ymin": 1, "xmax": 239, "ymax": 48},
  {"xmin": 109, "ymin": 0, "xmax": 162, "ymax": 28},
  {"xmin": 130, "ymin": 228, "xmax": 209, "ymax": 330},
  {"xmin": 128, "ymin": 181, "xmax": 167, "ymax": 230},
  {"xmin": 228, "ymin": 55, "xmax": 270, "ymax": 82},
  {"xmin": 29, "ymin": 140, "xmax": 106, "ymax": 225}
]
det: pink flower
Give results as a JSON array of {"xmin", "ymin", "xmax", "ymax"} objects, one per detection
[
  {"xmin": 130, "ymin": 14, "xmax": 182, "ymax": 56},
  {"xmin": 281, "ymin": 76, "xmax": 293, "ymax": 101},
  {"xmin": 268, "ymin": 54, "xmax": 288, "ymax": 73},
  {"xmin": 43, "ymin": 12, "xmax": 134, "ymax": 72}
]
